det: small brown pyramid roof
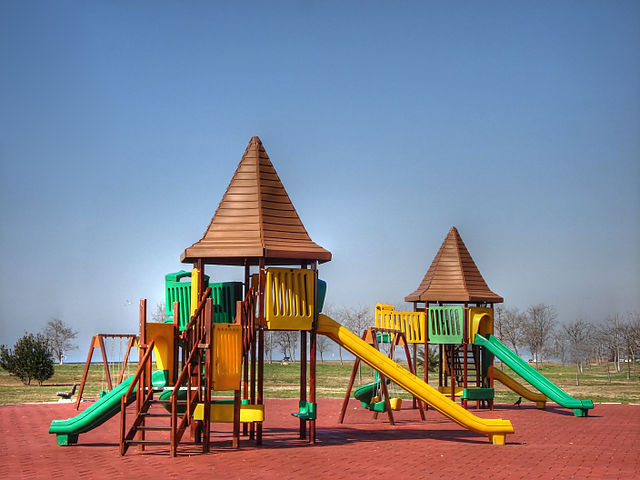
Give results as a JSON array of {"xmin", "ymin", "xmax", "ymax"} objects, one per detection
[
  {"xmin": 181, "ymin": 136, "xmax": 332, "ymax": 266},
  {"xmin": 404, "ymin": 227, "xmax": 503, "ymax": 304}
]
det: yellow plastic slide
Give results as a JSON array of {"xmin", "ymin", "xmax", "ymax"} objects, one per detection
[
  {"xmin": 316, "ymin": 314, "xmax": 514, "ymax": 445},
  {"xmin": 491, "ymin": 367, "xmax": 547, "ymax": 409}
]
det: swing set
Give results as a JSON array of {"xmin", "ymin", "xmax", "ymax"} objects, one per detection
[
  {"xmin": 339, "ymin": 304, "xmax": 426, "ymax": 425},
  {"xmin": 74, "ymin": 334, "xmax": 139, "ymax": 409}
]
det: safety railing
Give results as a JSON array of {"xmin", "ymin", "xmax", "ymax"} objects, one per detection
[
  {"xmin": 374, "ymin": 304, "xmax": 425, "ymax": 344},
  {"xmin": 427, "ymin": 306, "xmax": 464, "ymax": 344},
  {"xmin": 170, "ymin": 288, "xmax": 213, "ymax": 456},
  {"xmin": 211, "ymin": 282, "xmax": 244, "ymax": 324},
  {"xmin": 239, "ymin": 288, "xmax": 257, "ymax": 354},
  {"xmin": 119, "ymin": 339, "xmax": 156, "ymax": 455}
]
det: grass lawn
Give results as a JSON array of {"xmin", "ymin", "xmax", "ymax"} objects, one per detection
[{"xmin": 1, "ymin": 359, "xmax": 638, "ymax": 405}]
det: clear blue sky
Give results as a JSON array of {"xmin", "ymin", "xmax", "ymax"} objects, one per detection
[{"xmin": 1, "ymin": 1, "xmax": 638, "ymax": 361}]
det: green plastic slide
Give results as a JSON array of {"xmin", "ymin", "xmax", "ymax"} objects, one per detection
[
  {"xmin": 49, "ymin": 370, "xmax": 168, "ymax": 445},
  {"xmin": 474, "ymin": 334, "xmax": 594, "ymax": 416}
]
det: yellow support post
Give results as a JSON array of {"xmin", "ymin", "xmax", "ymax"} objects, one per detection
[{"xmin": 190, "ymin": 267, "xmax": 202, "ymax": 317}]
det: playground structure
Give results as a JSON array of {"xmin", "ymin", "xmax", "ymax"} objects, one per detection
[
  {"xmin": 49, "ymin": 136, "xmax": 591, "ymax": 456},
  {"xmin": 338, "ymin": 227, "xmax": 592, "ymax": 417}
]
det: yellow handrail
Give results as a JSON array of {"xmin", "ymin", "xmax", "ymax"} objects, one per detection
[{"xmin": 374, "ymin": 303, "xmax": 425, "ymax": 344}]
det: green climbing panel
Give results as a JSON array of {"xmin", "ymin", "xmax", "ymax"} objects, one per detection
[
  {"xmin": 427, "ymin": 306, "xmax": 464, "ymax": 344},
  {"xmin": 164, "ymin": 271, "xmax": 243, "ymax": 330}
]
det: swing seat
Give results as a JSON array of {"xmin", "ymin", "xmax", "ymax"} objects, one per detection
[
  {"xmin": 292, "ymin": 400, "xmax": 317, "ymax": 420},
  {"xmin": 56, "ymin": 383, "xmax": 77, "ymax": 400},
  {"xmin": 365, "ymin": 396, "xmax": 401, "ymax": 412},
  {"xmin": 369, "ymin": 399, "xmax": 387, "ymax": 413},
  {"xmin": 389, "ymin": 397, "xmax": 402, "ymax": 411}
]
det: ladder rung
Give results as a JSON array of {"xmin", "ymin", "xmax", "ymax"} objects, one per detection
[
  {"xmin": 141, "ymin": 412, "xmax": 172, "ymax": 417},
  {"xmin": 136, "ymin": 426, "xmax": 171, "ymax": 431},
  {"xmin": 125, "ymin": 440, "xmax": 171, "ymax": 445}
]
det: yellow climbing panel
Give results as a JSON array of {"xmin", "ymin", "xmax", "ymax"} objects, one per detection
[
  {"xmin": 145, "ymin": 322, "xmax": 175, "ymax": 384},
  {"xmin": 211, "ymin": 323, "xmax": 242, "ymax": 391},
  {"xmin": 265, "ymin": 267, "xmax": 315, "ymax": 331}
]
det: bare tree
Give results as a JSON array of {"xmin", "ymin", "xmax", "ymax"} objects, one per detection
[
  {"xmin": 341, "ymin": 305, "xmax": 372, "ymax": 337},
  {"xmin": 629, "ymin": 312, "xmax": 640, "ymax": 376},
  {"xmin": 151, "ymin": 303, "xmax": 166, "ymax": 323},
  {"xmin": 494, "ymin": 305, "xmax": 507, "ymax": 340},
  {"xmin": 264, "ymin": 331, "xmax": 275, "ymax": 364},
  {"xmin": 323, "ymin": 304, "xmax": 344, "ymax": 364},
  {"xmin": 42, "ymin": 318, "xmax": 78, "ymax": 365},
  {"xmin": 562, "ymin": 319, "xmax": 592, "ymax": 385},
  {"xmin": 315, "ymin": 334, "xmax": 330, "ymax": 363},
  {"xmin": 594, "ymin": 321, "xmax": 616, "ymax": 383},
  {"xmin": 323, "ymin": 304, "xmax": 371, "ymax": 365},
  {"xmin": 603, "ymin": 314, "xmax": 627, "ymax": 373},
  {"xmin": 523, "ymin": 304, "xmax": 557, "ymax": 370},
  {"xmin": 333, "ymin": 305, "xmax": 372, "ymax": 382},
  {"xmin": 273, "ymin": 331, "xmax": 297, "ymax": 362},
  {"xmin": 550, "ymin": 333, "xmax": 568, "ymax": 365},
  {"xmin": 495, "ymin": 306, "xmax": 526, "ymax": 356},
  {"xmin": 620, "ymin": 312, "xmax": 640, "ymax": 380}
]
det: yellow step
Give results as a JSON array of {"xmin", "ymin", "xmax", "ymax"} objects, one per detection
[{"xmin": 192, "ymin": 403, "xmax": 264, "ymax": 423}]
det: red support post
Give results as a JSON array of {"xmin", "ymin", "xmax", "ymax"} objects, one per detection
[
  {"xmin": 138, "ymin": 299, "xmax": 147, "ymax": 452},
  {"xmin": 75, "ymin": 336, "xmax": 96, "ymax": 410},
  {"xmin": 338, "ymin": 331, "xmax": 367, "ymax": 423},
  {"xmin": 463, "ymin": 304, "xmax": 469, "ymax": 409},
  {"xmin": 242, "ymin": 261, "xmax": 250, "ymax": 437},
  {"xmin": 256, "ymin": 259, "xmax": 265, "ymax": 446},
  {"xmin": 309, "ymin": 329, "xmax": 317, "ymax": 443},
  {"xmin": 299, "ymin": 330, "xmax": 307, "ymax": 439},
  {"xmin": 203, "ymin": 298, "xmax": 212, "ymax": 453},
  {"xmin": 309, "ymin": 262, "xmax": 318, "ymax": 443}
]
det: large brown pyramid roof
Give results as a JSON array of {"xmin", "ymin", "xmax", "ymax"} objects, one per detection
[
  {"xmin": 404, "ymin": 227, "xmax": 503, "ymax": 303},
  {"xmin": 181, "ymin": 136, "xmax": 332, "ymax": 266}
]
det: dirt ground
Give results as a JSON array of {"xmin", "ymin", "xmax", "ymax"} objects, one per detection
[{"xmin": 1, "ymin": 398, "xmax": 638, "ymax": 479}]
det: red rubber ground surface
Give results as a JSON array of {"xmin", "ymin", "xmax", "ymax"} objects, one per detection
[{"xmin": 1, "ymin": 399, "xmax": 638, "ymax": 479}]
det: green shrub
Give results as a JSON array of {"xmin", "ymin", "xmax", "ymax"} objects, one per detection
[{"xmin": 0, "ymin": 333, "xmax": 54, "ymax": 385}]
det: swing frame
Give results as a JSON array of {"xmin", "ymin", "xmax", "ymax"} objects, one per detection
[
  {"xmin": 338, "ymin": 326, "xmax": 425, "ymax": 424},
  {"xmin": 74, "ymin": 334, "xmax": 139, "ymax": 409}
]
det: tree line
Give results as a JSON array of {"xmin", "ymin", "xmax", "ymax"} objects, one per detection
[{"xmin": 495, "ymin": 304, "xmax": 640, "ymax": 385}]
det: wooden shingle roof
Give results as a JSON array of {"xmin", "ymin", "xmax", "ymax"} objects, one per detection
[
  {"xmin": 181, "ymin": 136, "xmax": 332, "ymax": 266},
  {"xmin": 404, "ymin": 227, "xmax": 503, "ymax": 304}
]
